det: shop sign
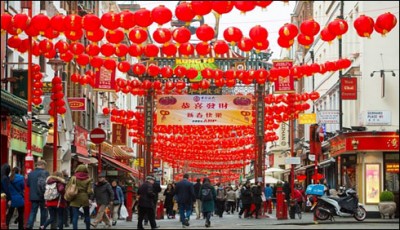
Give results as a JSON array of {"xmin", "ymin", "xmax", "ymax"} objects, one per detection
[
  {"xmin": 317, "ymin": 110, "xmax": 340, "ymax": 124},
  {"xmin": 298, "ymin": 113, "xmax": 317, "ymax": 124},
  {"xmin": 145, "ymin": 95, "xmax": 154, "ymax": 137},
  {"xmin": 153, "ymin": 158, "xmax": 161, "ymax": 168},
  {"xmin": 329, "ymin": 136, "xmax": 346, "ymax": 157},
  {"xmin": 94, "ymin": 66, "xmax": 116, "ymax": 91},
  {"xmin": 341, "ymin": 77, "xmax": 357, "ymax": 100},
  {"xmin": 111, "ymin": 123, "xmax": 126, "ymax": 146},
  {"xmin": 74, "ymin": 126, "xmax": 89, "ymax": 156},
  {"xmin": 272, "ymin": 59, "xmax": 294, "ymax": 93},
  {"xmin": 10, "ymin": 125, "xmax": 44, "ymax": 157},
  {"xmin": 362, "ymin": 110, "xmax": 391, "ymax": 126},
  {"xmin": 67, "ymin": 97, "xmax": 86, "ymax": 111}
]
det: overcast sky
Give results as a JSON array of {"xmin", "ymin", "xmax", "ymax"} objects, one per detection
[{"xmin": 129, "ymin": 1, "xmax": 295, "ymax": 60}]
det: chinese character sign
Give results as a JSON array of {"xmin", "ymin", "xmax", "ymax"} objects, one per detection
[
  {"xmin": 112, "ymin": 123, "xmax": 127, "ymax": 145},
  {"xmin": 272, "ymin": 59, "xmax": 294, "ymax": 93},
  {"xmin": 94, "ymin": 66, "xmax": 116, "ymax": 91},
  {"xmin": 156, "ymin": 95, "xmax": 253, "ymax": 126}
]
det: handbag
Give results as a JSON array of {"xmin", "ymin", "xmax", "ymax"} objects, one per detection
[
  {"xmin": 64, "ymin": 176, "xmax": 78, "ymax": 201},
  {"xmin": 120, "ymin": 204, "xmax": 128, "ymax": 219}
]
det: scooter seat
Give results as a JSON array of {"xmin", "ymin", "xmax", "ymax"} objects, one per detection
[{"xmin": 327, "ymin": 195, "xmax": 341, "ymax": 201}]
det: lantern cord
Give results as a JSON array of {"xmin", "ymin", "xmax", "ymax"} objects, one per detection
[{"xmin": 380, "ymin": 53, "xmax": 384, "ymax": 70}]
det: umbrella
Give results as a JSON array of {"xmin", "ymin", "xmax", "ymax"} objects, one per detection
[
  {"xmin": 265, "ymin": 176, "xmax": 282, "ymax": 184},
  {"xmin": 265, "ymin": 167, "xmax": 285, "ymax": 174}
]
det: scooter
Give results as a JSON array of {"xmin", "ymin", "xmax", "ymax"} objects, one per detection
[{"xmin": 311, "ymin": 186, "xmax": 367, "ymax": 221}]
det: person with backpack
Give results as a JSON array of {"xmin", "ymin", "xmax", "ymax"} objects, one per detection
[
  {"xmin": 215, "ymin": 183, "xmax": 226, "ymax": 218},
  {"xmin": 199, "ymin": 177, "xmax": 216, "ymax": 228},
  {"xmin": 6, "ymin": 167, "xmax": 24, "ymax": 230},
  {"xmin": 248, "ymin": 181, "xmax": 263, "ymax": 219},
  {"xmin": 41, "ymin": 171, "xmax": 67, "ymax": 229},
  {"xmin": 238, "ymin": 180, "xmax": 253, "ymax": 218},
  {"xmin": 27, "ymin": 160, "xmax": 50, "ymax": 230}
]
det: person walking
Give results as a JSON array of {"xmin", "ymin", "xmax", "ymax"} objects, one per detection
[
  {"xmin": 68, "ymin": 164, "xmax": 93, "ymax": 230},
  {"xmin": 215, "ymin": 183, "xmax": 226, "ymax": 218},
  {"xmin": 235, "ymin": 185, "xmax": 242, "ymax": 212},
  {"xmin": 27, "ymin": 160, "xmax": 50, "ymax": 229},
  {"xmin": 1, "ymin": 163, "xmax": 11, "ymax": 206},
  {"xmin": 6, "ymin": 166, "xmax": 25, "ymax": 230},
  {"xmin": 163, "ymin": 183, "xmax": 175, "ymax": 219},
  {"xmin": 264, "ymin": 183, "xmax": 273, "ymax": 214},
  {"xmin": 41, "ymin": 171, "xmax": 67, "ymax": 229},
  {"xmin": 61, "ymin": 169, "xmax": 71, "ymax": 228},
  {"xmin": 248, "ymin": 182, "xmax": 263, "ymax": 219},
  {"xmin": 111, "ymin": 180, "xmax": 124, "ymax": 226},
  {"xmin": 226, "ymin": 186, "xmax": 236, "ymax": 214},
  {"xmin": 193, "ymin": 178, "xmax": 202, "ymax": 219},
  {"xmin": 91, "ymin": 172, "xmax": 113, "ymax": 229},
  {"xmin": 199, "ymin": 177, "xmax": 216, "ymax": 228},
  {"xmin": 238, "ymin": 180, "xmax": 252, "ymax": 218},
  {"xmin": 174, "ymin": 173, "xmax": 196, "ymax": 227},
  {"xmin": 137, "ymin": 175, "xmax": 159, "ymax": 229}
]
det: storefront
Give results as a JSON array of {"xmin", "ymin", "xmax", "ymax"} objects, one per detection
[
  {"xmin": 329, "ymin": 131, "xmax": 399, "ymax": 216},
  {"xmin": 71, "ymin": 125, "xmax": 97, "ymax": 177}
]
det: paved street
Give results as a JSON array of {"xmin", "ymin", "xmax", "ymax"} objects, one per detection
[{"xmin": 9, "ymin": 209, "xmax": 399, "ymax": 229}]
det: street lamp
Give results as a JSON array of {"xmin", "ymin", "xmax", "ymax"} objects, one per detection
[{"xmin": 47, "ymin": 50, "xmax": 65, "ymax": 171}]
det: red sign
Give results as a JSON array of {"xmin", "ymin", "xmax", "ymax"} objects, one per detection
[
  {"xmin": 68, "ymin": 98, "xmax": 86, "ymax": 111},
  {"xmin": 272, "ymin": 59, "xmax": 294, "ymax": 93},
  {"xmin": 74, "ymin": 126, "xmax": 89, "ymax": 156},
  {"xmin": 341, "ymin": 77, "xmax": 357, "ymax": 100},
  {"xmin": 153, "ymin": 158, "xmax": 161, "ymax": 168},
  {"xmin": 94, "ymin": 66, "xmax": 116, "ymax": 91},
  {"xmin": 111, "ymin": 123, "xmax": 127, "ymax": 145},
  {"xmin": 90, "ymin": 128, "xmax": 106, "ymax": 144}
]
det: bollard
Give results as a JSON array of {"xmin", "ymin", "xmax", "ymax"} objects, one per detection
[
  {"xmin": 1, "ymin": 193, "xmax": 7, "ymax": 229},
  {"xmin": 276, "ymin": 186, "xmax": 288, "ymax": 220},
  {"xmin": 156, "ymin": 200, "xmax": 164, "ymax": 220},
  {"xmin": 126, "ymin": 184, "xmax": 133, "ymax": 221}
]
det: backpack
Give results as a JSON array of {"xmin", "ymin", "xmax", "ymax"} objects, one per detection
[
  {"xmin": 44, "ymin": 182, "xmax": 60, "ymax": 200},
  {"xmin": 37, "ymin": 174, "xmax": 47, "ymax": 196},
  {"xmin": 216, "ymin": 189, "xmax": 226, "ymax": 201},
  {"xmin": 201, "ymin": 188, "xmax": 213, "ymax": 201}
]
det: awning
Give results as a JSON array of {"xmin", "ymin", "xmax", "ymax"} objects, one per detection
[
  {"xmin": 73, "ymin": 154, "xmax": 98, "ymax": 164},
  {"xmin": 102, "ymin": 154, "xmax": 139, "ymax": 178},
  {"xmin": 1, "ymin": 89, "xmax": 40, "ymax": 115}
]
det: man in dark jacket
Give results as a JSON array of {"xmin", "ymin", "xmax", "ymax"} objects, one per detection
[
  {"xmin": 137, "ymin": 175, "xmax": 158, "ymax": 229},
  {"xmin": 174, "ymin": 173, "xmax": 196, "ymax": 227},
  {"xmin": 238, "ymin": 181, "xmax": 253, "ymax": 218},
  {"xmin": 91, "ymin": 172, "xmax": 114, "ymax": 228},
  {"xmin": 193, "ymin": 178, "xmax": 202, "ymax": 219},
  {"xmin": 27, "ymin": 160, "xmax": 50, "ymax": 229}
]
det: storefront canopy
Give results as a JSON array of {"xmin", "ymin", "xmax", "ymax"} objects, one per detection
[{"xmin": 102, "ymin": 154, "xmax": 139, "ymax": 178}]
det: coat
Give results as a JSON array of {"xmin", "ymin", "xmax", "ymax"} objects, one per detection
[
  {"xmin": 68, "ymin": 169, "xmax": 93, "ymax": 208},
  {"xmin": 174, "ymin": 178, "xmax": 196, "ymax": 205},
  {"xmin": 94, "ymin": 181, "xmax": 114, "ymax": 205},
  {"xmin": 137, "ymin": 181, "xmax": 156, "ymax": 209},
  {"xmin": 45, "ymin": 175, "xmax": 67, "ymax": 208},
  {"xmin": 112, "ymin": 185, "xmax": 124, "ymax": 204},
  {"xmin": 240, "ymin": 186, "xmax": 253, "ymax": 205},
  {"xmin": 0, "ymin": 164, "xmax": 11, "ymax": 201},
  {"xmin": 264, "ymin": 186, "xmax": 273, "ymax": 200},
  {"xmin": 193, "ymin": 182, "xmax": 201, "ymax": 199},
  {"xmin": 163, "ymin": 188, "xmax": 175, "ymax": 209},
  {"xmin": 199, "ymin": 183, "xmax": 216, "ymax": 213},
  {"xmin": 251, "ymin": 185, "xmax": 263, "ymax": 204},
  {"xmin": 9, "ymin": 173, "xmax": 24, "ymax": 207},
  {"xmin": 27, "ymin": 167, "xmax": 50, "ymax": 201}
]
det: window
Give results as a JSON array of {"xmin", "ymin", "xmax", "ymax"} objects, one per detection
[{"xmin": 384, "ymin": 153, "xmax": 399, "ymax": 192}]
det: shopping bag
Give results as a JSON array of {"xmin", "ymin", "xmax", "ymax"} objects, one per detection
[{"xmin": 120, "ymin": 204, "xmax": 128, "ymax": 219}]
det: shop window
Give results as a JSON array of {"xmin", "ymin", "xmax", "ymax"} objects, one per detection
[
  {"xmin": 341, "ymin": 155, "xmax": 357, "ymax": 188},
  {"xmin": 384, "ymin": 153, "xmax": 399, "ymax": 192}
]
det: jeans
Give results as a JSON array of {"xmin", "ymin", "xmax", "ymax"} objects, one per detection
[
  {"xmin": 43, "ymin": 207, "xmax": 64, "ymax": 229},
  {"xmin": 178, "ymin": 203, "xmax": 192, "ymax": 224},
  {"xmin": 27, "ymin": 200, "xmax": 48, "ymax": 229},
  {"xmin": 71, "ymin": 206, "xmax": 90, "ymax": 230},
  {"xmin": 137, "ymin": 206, "xmax": 157, "ymax": 229},
  {"xmin": 6, "ymin": 206, "xmax": 24, "ymax": 230}
]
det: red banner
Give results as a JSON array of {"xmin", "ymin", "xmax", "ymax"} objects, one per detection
[
  {"xmin": 112, "ymin": 123, "xmax": 127, "ymax": 145},
  {"xmin": 272, "ymin": 59, "xmax": 294, "ymax": 93},
  {"xmin": 153, "ymin": 158, "xmax": 161, "ymax": 168},
  {"xmin": 67, "ymin": 97, "xmax": 86, "ymax": 111},
  {"xmin": 341, "ymin": 77, "xmax": 357, "ymax": 100},
  {"xmin": 94, "ymin": 66, "xmax": 116, "ymax": 91},
  {"xmin": 74, "ymin": 126, "xmax": 89, "ymax": 156}
]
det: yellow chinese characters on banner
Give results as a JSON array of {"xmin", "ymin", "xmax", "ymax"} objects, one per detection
[{"xmin": 156, "ymin": 95, "xmax": 253, "ymax": 126}]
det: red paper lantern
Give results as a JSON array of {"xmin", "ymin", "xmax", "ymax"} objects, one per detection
[
  {"xmin": 300, "ymin": 19, "xmax": 320, "ymax": 38},
  {"xmin": 103, "ymin": 59, "xmax": 117, "ymax": 71},
  {"xmin": 43, "ymin": 27, "xmax": 60, "ymax": 40},
  {"xmin": 161, "ymin": 66, "xmax": 173, "ymax": 78},
  {"xmin": 234, "ymin": 1, "xmax": 256, "ymax": 14},
  {"xmin": 196, "ymin": 24, "xmax": 215, "ymax": 43},
  {"xmin": 353, "ymin": 15, "xmax": 374, "ymax": 38},
  {"xmin": 101, "ymin": 12, "xmax": 120, "ymax": 31},
  {"xmin": 279, "ymin": 23, "xmax": 299, "ymax": 39},
  {"xmin": 212, "ymin": 1, "xmax": 234, "ymax": 15},
  {"xmin": 1, "ymin": 13, "xmax": 12, "ymax": 33},
  {"xmin": 249, "ymin": 25, "xmax": 268, "ymax": 43},
  {"xmin": 39, "ymin": 39, "xmax": 54, "ymax": 54},
  {"xmin": 375, "ymin": 12, "xmax": 397, "ymax": 35},
  {"xmin": 50, "ymin": 14, "xmax": 65, "ymax": 33},
  {"xmin": 147, "ymin": 64, "xmax": 160, "ymax": 77},
  {"xmin": 195, "ymin": 42, "xmax": 211, "ymax": 57},
  {"xmin": 12, "ymin": 13, "xmax": 30, "ymax": 34},
  {"xmin": 31, "ymin": 13, "xmax": 50, "ymax": 34},
  {"xmin": 151, "ymin": 5, "xmax": 173, "ymax": 26},
  {"xmin": 213, "ymin": 40, "xmax": 229, "ymax": 56},
  {"xmin": 70, "ymin": 42, "xmax": 85, "ymax": 56},
  {"xmin": 60, "ymin": 51, "xmax": 73, "ymax": 62},
  {"xmin": 297, "ymin": 33, "xmax": 314, "ymax": 48},
  {"xmin": 76, "ymin": 54, "xmax": 89, "ymax": 67},
  {"xmin": 328, "ymin": 18, "xmax": 348, "ymax": 39},
  {"xmin": 186, "ymin": 68, "xmax": 198, "ymax": 80},
  {"xmin": 119, "ymin": 10, "xmax": 136, "ymax": 31},
  {"xmin": 277, "ymin": 36, "xmax": 293, "ymax": 48},
  {"xmin": 86, "ymin": 44, "xmax": 100, "ymax": 56},
  {"xmin": 238, "ymin": 37, "xmax": 253, "ymax": 52},
  {"xmin": 161, "ymin": 43, "xmax": 177, "ymax": 57},
  {"xmin": 191, "ymin": 1, "xmax": 212, "ymax": 16},
  {"xmin": 64, "ymin": 29, "xmax": 83, "ymax": 41},
  {"xmin": 144, "ymin": 44, "xmax": 160, "ymax": 59},
  {"xmin": 71, "ymin": 73, "xmax": 80, "ymax": 83},
  {"xmin": 175, "ymin": 80, "xmax": 186, "ymax": 90},
  {"xmin": 64, "ymin": 14, "xmax": 82, "ymax": 31},
  {"xmin": 132, "ymin": 63, "xmax": 146, "ymax": 76},
  {"xmin": 106, "ymin": 29, "xmax": 124, "ymax": 44},
  {"xmin": 117, "ymin": 61, "xmax": 131, "ymax": 73},
  {"xmin": 223, "ymin": 27, "xmax": 243, "ymax": 45},
  {"xmin": 55, "ymin": 41, "xmax": 69, "ymax": 54},
  {"xmin": 142, "ymin": 80, "xmax": 153, "ymax": 90},
  {"xmin": 115, "ymin": 44, "xmax": 129, "ymax": 58},
  {"xmin": 174, "ymin": 66, "xmax": 187, "ymax": 78},
  {"xmin": 129, "ymin": 27, "xmax": 148, "ymax": 45},
  {"xmin": 320, "ymin": 27, "xmax": 336, "ymax": 43},
  {"xmin": 101, "ymin": 43, "xmax": 115, "ymax": 57},
  {"xmin": 253, "ymin": 40, "xmax": 269, "ymax": 52},
  {"xmin": 165, "ymin": 81, "xmax": 175, "ymax": 90},
  {"xmin": 57, "ymin": 106, "xmax": 67, "ymax": 115},
  {"xmin": 214, "ymin": 78, "xmax": 226, "ymax": 87},
  {"xmin": 7, "ymin": 36, "xmax": 22, "ymax": 49},
  {"xmin": 309, "ymin": 91, "xmax": 320, "ymax": 101},
  {"xmin": 134, "ymin": 8, "xmax": 153, "ymax": 28},
  {"xmin": 178, "ymin": 42, "xmax": 194, "ymax": 57},
  {"xmin": 90, "ymin": 56, "xmax": 103, "ymax": 70},
  {"xmin": 172, "ymin": 27, "xmax": 191, "ymax": 44},
  {"xmin": 152, "ymin": 28, "xmax": 172, "ymax": 44},
  {"xmin": 32, "ymin": 97, "xmax": 42, "ymax": 105},
  {"xmin": 103, "ymin": 107, "xmax": 110, "ymax": 115},
  {"xmin": 175, "ymin": 2, "xmax": 195, "ymax": 24},
  {"xmin": 128, "ymin": 44, "xmax": 143, "ymax": 57},
  {"xmin": 82, "ymin": 13, "xmax": 101, "ymax": 31},
  {"xmin": 256, "ymin": 1, "xmax": 272, "ymax": 9}
]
